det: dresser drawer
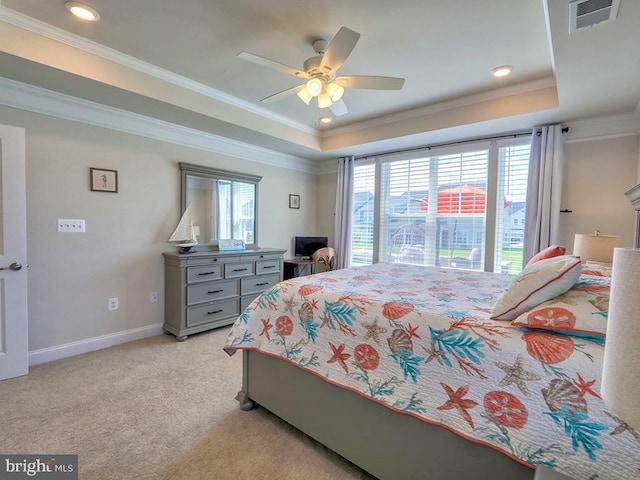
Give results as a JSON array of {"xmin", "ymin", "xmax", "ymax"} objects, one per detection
[
  {"xmin": 186, "ymin": 299, "xmax": 239, "ymax": 328},
  {"xmin": 188, "ymin": 279, "xmax": 239, "ymax": 305},
  {"xmin": 240, "ymin": 295, "xmax": 256, "ymax": 312},
  {"xmin": 256, "ymin": 253, "xmax": 284, "ymax": 261},
  {"xmin": 225, "ymin": 262, "xmax": 255, "ymax": 278},
  {"xmin": 186, "ymin": 256, "xmax": 222, "ymax": 266},
  {"xmin": 256, "ymin": 259, "xmax": 280, "ymax": 274},
  {"xmin": 241, "ymin": 273, "xmax": 280, "ymax": 296},
  {"xmin": 187, "ymin": 264, "xmax": 223, "ymax": 283}
]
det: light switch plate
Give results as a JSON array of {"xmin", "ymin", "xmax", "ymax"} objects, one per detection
[{"xmin": 57, "ymin": 219, "xmax": 85, "ymax": 232}]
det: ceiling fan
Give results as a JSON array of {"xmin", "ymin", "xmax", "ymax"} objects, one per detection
[{"xmin": 238, "ymin": 26, "xmax": 405, "ymax": 117}]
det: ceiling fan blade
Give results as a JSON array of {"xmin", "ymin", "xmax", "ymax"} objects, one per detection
[
  {"xmin": 319, "ymin": 27, "xmax": 360, "ymax": 75},
  {"xmin": 335, "ymin": 75, "xmax": 405, "ymax": 90},
  {"xmin": 238, "ymin": 51, "xmax": 309, "ymax": 79},
  {"xmin": 329, "ymin": 99, "xmax": 348, "ymax": 117},
  {"xmin": 260, "ymin": 85, "xmax": 304, "ymax": 103}
]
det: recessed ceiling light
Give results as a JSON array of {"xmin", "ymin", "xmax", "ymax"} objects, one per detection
[
  {"xmin": 491, "ymin": 65, "xmax": 514, "ymax": 78},
  {"xmin": 319, "ymin": 116, "xmax": 332, "ymax": 125},
  {"xmin": 65, "ymin": 2, "xmax": 100, "ymax": 21}
]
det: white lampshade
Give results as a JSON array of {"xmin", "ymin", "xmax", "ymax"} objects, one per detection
[
  {"xmin": 326, "ymin": 82, "xmax": 344, "ymax": 102},
  {"xmin": 296, "ymin": 88, "xmax": 313, "ymax": 105},
  {"xmin": 573, "ymin": 231, "xmax": 619, "ymax": 263},
  {"xmin": 601, "ymin": 248, "xmax": 640, "ymax": 430},
  {"xmin": 305, "ymin": 78, "xmax": 323, "ymax": 97},
  {"xmin": 317, "ymin": 92, "xmax": 333, "ymax": 109}
]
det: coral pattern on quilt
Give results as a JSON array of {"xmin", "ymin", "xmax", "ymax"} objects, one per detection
[{"xmin": 224, "ymin": 263, "xmax": 640, "ymax": 480}]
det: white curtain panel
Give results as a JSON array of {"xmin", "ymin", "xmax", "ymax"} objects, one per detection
[
  {"xmin": 334, "ymin": 156, "xmax": 355, "ymax": 269},
  {"xmin": 523, "ymin": 125, "xmax": 564, "ymax": 264}
]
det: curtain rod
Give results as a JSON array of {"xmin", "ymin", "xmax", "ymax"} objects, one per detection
[{"xmin": 354, "ymin": 126, "xmax": 569, "ymax": 161}]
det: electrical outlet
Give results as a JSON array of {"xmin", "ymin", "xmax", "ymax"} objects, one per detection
[
  {"xmin": 57, "ymin": 219, "xmax": 85, "ymax": 233},
  {"xmin": 108, "ymin": 297, "xmax": 119, "ymax": 311},
  {"xmin": 150, "ymin": 292, "xmax": 159, "ymax": 303}
]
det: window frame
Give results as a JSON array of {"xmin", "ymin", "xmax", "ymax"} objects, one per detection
[{"xmin": 350, "ymin": 136, "xmax": 531, "ymax": 272}]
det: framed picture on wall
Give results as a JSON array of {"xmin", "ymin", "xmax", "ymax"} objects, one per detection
[
  {"xmin": 289, "ymin": 194, "xmax": 300, "ymax": 209},
  {"xmin": 90, "ymin": 168, "xmax": 118, "ymax": 193}
]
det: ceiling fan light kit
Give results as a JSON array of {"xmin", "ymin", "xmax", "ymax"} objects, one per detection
[
  {"xmin": 238, "ymin": 26, "xmax": 405, "ymax": 118},
  {"xmin": 317, "ymin": 92, "xmax": 333, "ymax": 109},
  {"xmin": 296, "ymin": 88, "xmax": 313, "ymax": 105},
  {"xmin": 305, "ymin": 78, "xmax": 324, "ymax": 97},
  {"xmin": 326, "ymin": 82, "xmax": 345, "ymax": 102}
]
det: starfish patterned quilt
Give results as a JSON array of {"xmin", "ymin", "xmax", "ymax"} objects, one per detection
[{"xmin": 224, "ymin": 262, "xmax": 640, "ymax": 480}]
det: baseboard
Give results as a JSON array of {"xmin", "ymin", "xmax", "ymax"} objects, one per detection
[{"xmin": 28, "ymin": 323, "xmax": 164, "ymax": 366}]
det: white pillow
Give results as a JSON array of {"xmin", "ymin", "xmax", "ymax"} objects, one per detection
[{"xmin": 490, "ymin": 255, "xmax": 582, "ymax": 321}]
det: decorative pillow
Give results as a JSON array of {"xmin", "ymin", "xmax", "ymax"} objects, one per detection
[
  {"xmin": 490, "ymin": 255, "xmax": 582, "ymax": 321},
  {"xmin": 525, "ymin": 245, "xmax": 566, "ymax": 268},
  {"xmin": 512, "ymin": 275, "xmax": 610, "ymax": 338}
]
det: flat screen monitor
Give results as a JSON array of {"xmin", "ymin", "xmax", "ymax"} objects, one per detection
[{"xmin": 294, "ymin": 236, "xmax": 328, "ymax": 258}]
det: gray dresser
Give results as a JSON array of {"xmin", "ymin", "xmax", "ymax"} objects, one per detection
[{"xmin": 163, "ymin": 248, "xmax": 285, "ymax": 341}]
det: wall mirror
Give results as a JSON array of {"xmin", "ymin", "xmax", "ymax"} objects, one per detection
[{"xmin": 180, "ymin": 162, "xmax": 261, "ymax": 248}]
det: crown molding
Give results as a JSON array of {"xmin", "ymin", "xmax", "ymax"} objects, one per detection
[
  {"xmin": 322, "ymin": 77, "xmax": 558, "ymax": 139},
  {"xmin": 564, "ymin": 111, "xmax": 640, "ymax": 144},
  {"xmin": 0, "ymin": 6, "xmax": 317, "ymax": 137},
  {"xmin": 0, "ymin": 78, "xmax": 318, "ymax": 173}
]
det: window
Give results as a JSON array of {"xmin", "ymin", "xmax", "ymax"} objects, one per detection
[
  {"xmin": 350, "ymin": 138, "xmax": 531, "ymax": 273},
  {"xmin": 350, "ymin": 161, "xmax": 375, "ymax": 266},
  {"xmin": 494, "ymin": 143, "xmax": 530, "ymax": 274}
]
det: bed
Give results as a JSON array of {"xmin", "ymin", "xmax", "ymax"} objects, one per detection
[{"xmin": 223, "ymin": 260, "xmax": 640, "ymax": 480}]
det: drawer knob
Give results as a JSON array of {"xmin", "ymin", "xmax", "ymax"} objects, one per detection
[
  {"xmin": 233, "ymin": 267, "xmax": 248, "ymax": 272},
  {"xmin": 208, "ymin": 289, "xmax": 224, "ymax": 294},
  {"xmin": 198, "ymin": 271, "xmax": 216, "ymax": 276},
  {"xmin": 255, "ymin": 282, "xmax": 269, "ymax": 286},
  {"xmin": 207, "ymin": 309, "xmax": 224, "ymax": 315},
  {"xmin": 262, "ymin": 265, "xmax": 276, "ymax": 269}
]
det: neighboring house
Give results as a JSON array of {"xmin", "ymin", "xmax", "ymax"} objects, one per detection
[
  {"xmin": 353, "ymin": 183, "xmax": 495, "ymax": 252},
  {"xmin": 506, "ymin": 204, "xmax": 526, "ymax": 245}
]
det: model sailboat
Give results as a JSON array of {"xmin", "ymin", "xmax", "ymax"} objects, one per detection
[{"xmin": 168, "ymin": 204, "xmax": 198, "ymax": 253}]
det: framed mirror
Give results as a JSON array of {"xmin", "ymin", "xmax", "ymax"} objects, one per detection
[{"xmin": 180, "ymin": 163, "xmax": 261, "ymax": 248}]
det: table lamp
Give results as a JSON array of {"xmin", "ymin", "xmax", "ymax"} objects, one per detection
[
  {"xmin": 601, "ymin": 248, "xmax": 640, "ymax": 430},
  {"xmin": 573, "ymin": 230, "xmax": 619, "ymax": 264}
]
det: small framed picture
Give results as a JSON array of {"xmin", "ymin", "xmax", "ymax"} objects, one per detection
[
  {"xmin": 289, "ymin": 194, "xmax": 300, "ymax": 209},
  {"xmin": 90, "ymin": 168, "xmax": 118, "ymax": 193}
]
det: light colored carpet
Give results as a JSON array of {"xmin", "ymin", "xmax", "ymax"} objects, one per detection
[{"xmin": 0, "ymin": 327, "xmax": 374, "ymax": 479}]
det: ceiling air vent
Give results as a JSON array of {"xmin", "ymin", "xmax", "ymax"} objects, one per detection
[{"xmin": 569, "ymin": 0, "xmax": 620, "ymax": 33}]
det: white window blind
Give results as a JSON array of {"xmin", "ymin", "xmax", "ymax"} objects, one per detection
[
  {"xmin": 495, "ymin": 143, "xmax": 531, "ymax": 274},
  {"xmin": 351, "ymin": 161, "xmax": 375, "ymax": 266},
  {"xmin": 351, "ymin": 137, "xmax": 531, "ymax": 273}
]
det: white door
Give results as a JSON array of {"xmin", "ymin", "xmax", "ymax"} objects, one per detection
[{"xmin": 0, "ymin": 124, "xmax": 28, "ymax": 380}]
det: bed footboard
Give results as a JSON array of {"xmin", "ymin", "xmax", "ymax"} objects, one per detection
[{"xmin": 238, "ymin": 350, "xmax": 533, "ymax": 480}]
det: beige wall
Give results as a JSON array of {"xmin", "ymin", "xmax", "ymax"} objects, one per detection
[
  {"xmin": 0, "ymin": 106, "xmax": 317, "ymax": 352},
  {"xmin": 559, "ymin": 134, "xmax": 639, "ymax": 251}
]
